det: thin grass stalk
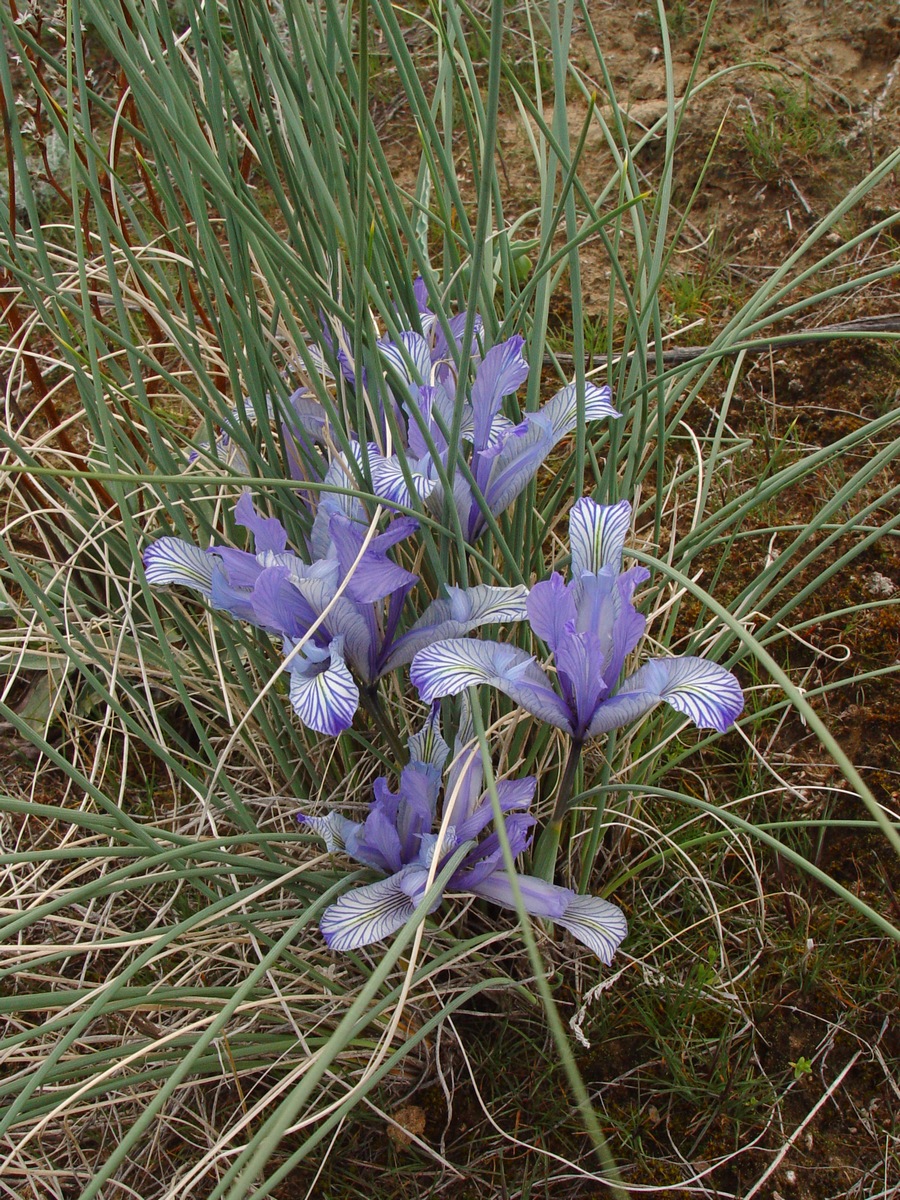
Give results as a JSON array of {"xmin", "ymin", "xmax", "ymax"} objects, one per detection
[
  {"xmin": 203, "ymin": 849, "xmax": 472, "ymax": 1200},
  {"xmin": 468, "ymin": 693, "xmax": 630, "ymax": 1197}
]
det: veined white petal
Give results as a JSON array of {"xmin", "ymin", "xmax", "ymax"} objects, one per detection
[
  {"xmin": 652, "ymin": 655, "xmax": 744, "ymax": 730},
  {"xmin": 378, "ymin": 331, "xmax": 432, "ymax": 387},
  {"xmin": 407, "ymin": 708, "xmax": 451, "ymax": 773},
  {"xmin": 143, "ymin": 538, "xmax": 215, "ymax": 596},
  {"xmin": 289, "ymin": 577, "xmax": 373, "ymax": 677},
  {"xmin": 637, "ymin": 655, "xmax": 742, "ymax": 731},
  {"xmin": 411, "ymin": 638, "xmax": 530, "ymax": 702},
  {"xmin": 383, "ymin": 584, "xmax": 529, "ymax": 674},
  {"xmin": 288, "ymin": 640, "xmax": 360, "ymax": 736},
  {"xmin": 410, "ymin": 638, "xmax": 572, "ymax": 731},
  {"xmin": 300, "ymin": 811, "xmax": 361, "ymax": 855},
  {"xmin": 446, "ymin": 583, "xmax": 530, "ymax": 625},
  {"xmin": 588, "ymin": 655, "xmax": 743, "ymax": 738},
  {"xmin": 555, "ymin": 895, "xmax": 628, "ymax": 964},
  {"xmin": 369, "ymin": 451, "xmax": 437, "ymax": 507},
  {"xmin": 320, "ymin": 874, "xmax": 420, "ymax": 951},
  {"xmin": 569, "ymin": 497, "xmax": 633, "ymax": 577},
  {"xmin": 542, "ymin": 381, "xmax": 621, "ymax": 443}
]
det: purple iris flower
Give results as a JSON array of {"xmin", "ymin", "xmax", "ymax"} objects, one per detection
[
  {"xmin": 143, "ymin": 493, "xmax": 528, "ymax": 736},
  {"xmin": 301, "ymin": 708, "xmax": 627, "ymax": 962},
  {"xmin": 410, "ymin": 497, "xmax": 744, "ymax": 741},
  {"xmin": 367, "ymin": 328, "xmax": 621, "ymax": 540}
]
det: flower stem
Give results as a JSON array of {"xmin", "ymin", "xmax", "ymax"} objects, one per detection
[
  {"xmin": 359, "ymin": 685, "xmax": 406, "ymax": 763},
  {"xmin": 553, "ymin": 738, "xmax": 584, "ymax": 826},
  {"xmin": 531, "ymin": 739, "xmax": 584, "ymax": 882}
]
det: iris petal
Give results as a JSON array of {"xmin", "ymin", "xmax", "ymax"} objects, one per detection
[
  {"xmin": 383, "ymin": 584, "xmax": 529, "ymax": 674},
  {"xmin": 367, "ymin": 449, "xmax": 438, "ymax": 507},
  {"xmin": 299, "ymin": 812, "xmax": 362, "ymax": 856},
  {"xmin": 378, "ymin": 331, "xmax": 432, "ymax": 389},
  {"xmin": 639, "ymin": 655, "xmax": 744, "ymax": 731},
  {"xmin": 583, "ymin": 687, "xmax": 660, "ymax": 738},
  {"xmin": 461, "ymin": 869, "xmax": 573, "ymax": 920},
  {"xmin": 526, "ymin": 573, "xmax": 578, "ymax": 655},
  {"xmin": 471, "ymin": 336, "xmax": 529, "ymax": 455},
  {"xmin": 143, "ymin": 537, "xmax": 216, "ymax": 595},
  {"xmin": 569, "ymin": 497, "xmax": 632, "ymax": 577},
  {"xmin": 234, "ymin": 492, "xmax": 288, "ymax": 555},
  {"xmin": 540, "ymin": 380, "xmax": 621, "ymax": 442},
  {"xmin": 286, "ymin": 637, "xmax": 360, "ymax": 736},
  {"xmin": 320, "ymin": 872, "xmax": 422, "ymax": 951},
  {"xmin": 328, "ymin": 512, "xmax": 418, "ymax": 603},
  {"xmin": 410, "ymin": 638, "xmax": 573, "ymax": 731},
  {"xmin": 554, "ymin": 894, "xmax": 628, "ymax": 964},
  {"xmin": 586, "ymin": 654, "xmax": 743, "ymax": 738}
]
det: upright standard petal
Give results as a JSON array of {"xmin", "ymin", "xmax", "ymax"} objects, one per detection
[
  {"xmin": 569, "ymin": 497, "xmax": 632, "ymax": 577},
  {"xmin": 474, "ymin": 416, "xmax": 554, "ymax": 538},
  {"xmin": 327, "ymin": 512, "xmax": 418, "ymax": 604},
  {"xmin": 411, "ymin": 638, "xmax": 573, "ymax": 731},
  {"xmin": 309, "ymin": 455, "xmax": 368, "ymax": 561},
  {"xmin": 470, "ymin": 336, "xmax": 529, "ymax": 456},
  {"xmin": 442, "ymin": 696, "xmax": 483, "ymax": 829},
  {"xmin": 143, "ymin": 538, "xmax": 216, "ymax": 596},
  {"xmin": 469, "ymin": 386, "xmax": 620, "ymax": 539},
  {"xmin": 405, "ymin": 384, "xmax": 441, "ymax": 459},
  {"xmin": 553, "ymin": 625, "xmax": 610, "ymax": 738},
  {"xmin": 452, "ymin": 777, "xmax": 537, "ymax": 844},
  {"xmin": 526, "ymin": 573, "xmax": 578, "ymax": 655},
  {"xmin": 233, "ymin": 492, "xmax": 288, "ymax": 555},
  {"xmin": 407, "ymin": 704, "xmax": 450, "ymax": 773}
]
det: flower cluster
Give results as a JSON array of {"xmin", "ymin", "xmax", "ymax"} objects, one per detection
[
  {"xmin": 142, "ymin": 286, "xmax": 744, "ymax": 967},
  {"xmin": 366, "ymin": 320, "xmax": 619, "ymax": 540},
  {"xmin": 301, "ymin": 708, "xmax": 627, "ymax": 962},
  {"xmin": 144, "ymin": 493, "xmax": 527, "ymax": 736}
]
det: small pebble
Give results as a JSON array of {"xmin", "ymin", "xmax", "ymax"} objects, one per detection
[{"xmin": 866, "ymin": 572, "xmax": 896, "ymax": 597}]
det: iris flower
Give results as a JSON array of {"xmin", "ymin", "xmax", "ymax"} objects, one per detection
[
  {"xmin": 301, "ymin": 709, "xmax": 627, "ymax": 962},
  {"xmin": 143, "ymin": 493, "xmax": 528, "ymax": 736},
  {"xmin": 410, "ymin": 497, "xmax": 744, "ymax": 743},
  {"xmin": 367, "ymin": 330, "xmax": 621, "ymax": 540}
]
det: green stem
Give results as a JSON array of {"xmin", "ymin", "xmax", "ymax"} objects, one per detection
[
  {"xmin": 578, "ymin": 730, "xmax": 616, "ymax": 893},
  {"xmin": 359, "ymin": 685, "xmax": 405, "ymax": 763},
  {"xmin": 552, "ymin": 737, "xmax": 584, "ymax": 825},
  {"xmin": 532, "ymin": 738, "xmax": 584, "ymax": 881}
]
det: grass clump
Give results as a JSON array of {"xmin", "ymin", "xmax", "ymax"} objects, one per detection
[
  {"xmin": 0, "ymin": 0, "xmax": 897, "ymax": 1195},
  {"xmin": 743, "ymin": 77, "xmax": 844, "ymax": 186}
]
